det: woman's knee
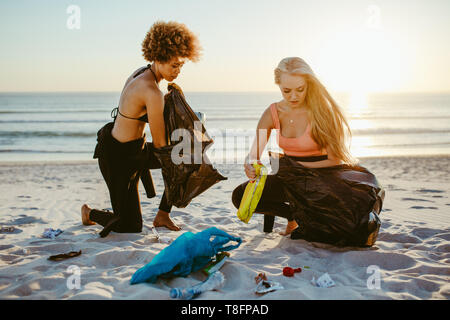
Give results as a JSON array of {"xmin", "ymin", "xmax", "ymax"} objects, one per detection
[{"xmin": 231, "ymin": 183, "xmax": 246, "ymax": 209}]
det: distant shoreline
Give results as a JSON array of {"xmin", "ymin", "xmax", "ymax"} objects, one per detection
[
  {"xmin": 1, "ymin": 91, "xmax": 450, "ymax": 95},
  {"xmin": 0, "ymin": 153, "xmax": 449, "ymax": 167}
]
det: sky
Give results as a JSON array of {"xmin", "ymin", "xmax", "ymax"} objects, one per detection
[{"xmin": 0, "ymin": 0, "xmax": 449, "ymax": 93}]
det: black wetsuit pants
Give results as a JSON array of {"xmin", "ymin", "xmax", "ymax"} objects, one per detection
[
  {"xmin": 90, "ymin": 124, "xmax": 171, "ymax": 237},
  {"xmin": 231, "ymin": 175, "xmax": 294, "ymax": 232},
  {"xmin": 90, "ymin": 158, "xmax": 172, "ymax": 235}
]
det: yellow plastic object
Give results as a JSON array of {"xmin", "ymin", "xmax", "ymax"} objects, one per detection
[{"xmin": 237, "ymin": 162, "xmax": 268, "ymax": 223}]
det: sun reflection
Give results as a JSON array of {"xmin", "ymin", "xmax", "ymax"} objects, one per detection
[
  {"xmin": 348, "ymin": 90, "xmax": 369, "ymax": 117},
  {"xmin": 350, "ymin": 135, "xmax": 376, "ymax": 155}
]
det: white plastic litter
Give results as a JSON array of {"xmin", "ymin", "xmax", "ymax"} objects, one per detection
[
  {"xmin": 152, "ymin": 227, "xmax": 172, "ymax": 244},
  {"xmin": 170, "ymin": 271, "xmax": 225, "ymax": 299},
  {"xmin": 159, "ymin": 236, "xmax": 172, "ymax": 244},
  {"xmin": 255, "ymin": 280, "xmax": 284, "ymax": 294},
  {"xmin": 311, "ymin": 272, "xmax": 336, "ymax": 288},
  {"xmin": 42, "ymin": 228, "xmax": 63, "ymax": 239}
]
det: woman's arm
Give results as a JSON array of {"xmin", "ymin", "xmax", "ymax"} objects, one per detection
[
  {"xmin": 296, "ymin": 144, "xmax": 343, "ymax": 168},
  {"xmin": 144, "ymin": 88, "xmax": 167, "ymax": 148},
  {"xmin": 244, "ymin": 107, "xmax": 274, "ymax": 179},
  {"xmin": 248, "ymin": 106, "xmax": 274, "ymax": 161}
]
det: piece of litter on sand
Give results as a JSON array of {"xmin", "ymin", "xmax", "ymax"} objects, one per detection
[
  {"xmin": 170, "ymin": 271, "xmax": 225, "ymax": 300},
  {"xmin": 283, "ymin": 267, "xmax": 302, "ymax": 277},
  {"xmin": 42, "ymin": 228, "xmax": 63, "ymax": 239},
  {"xmin": 202, "ymin": 252, "xmax": 230, "ymax": 276},
  {"xmin": 254, "ymin": 273, "xmax": 284, "ymax": 295},
  {"xmin": 255, "ymin": 279, "xmax": 284, "ymax": 294},
  {"xmin": 0, "ymin": 226, "xmax": 15, "ymax": 233},
  {"xmin": 311, "ymin": 272, "xmax": 335, "ymax": 288},
  {"xmin": 255, "ymin": 272, "xmax": 267, "ymax": 284},
  {"xmin": 254, "ymin": 272, "xmax": 285, "ymax": 294},
  {"xmin": 151, "ymin": 226, "xmax": 160, "ymax": 238},
  {"xmin": 159, "ymin": 236, "xmax": 172, "ymax": 244},
  {"xmin": 48, "ymin": 250, "xmax": 82, "ymax": 261},
  {"xmin": 151, "ymin": 227, "xmax": 172, "ymax": 244}
]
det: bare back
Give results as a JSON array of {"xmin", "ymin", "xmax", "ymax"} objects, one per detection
[{"xmin": 111, "ymin": 67, "xmax": 162, "ymax": 143}]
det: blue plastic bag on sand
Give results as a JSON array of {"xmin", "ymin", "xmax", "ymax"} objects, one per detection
[{"xmin": 130, "ymin": 227, "xmax": 242, "ymax": 284}]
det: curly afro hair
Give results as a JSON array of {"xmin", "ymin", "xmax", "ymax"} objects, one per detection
[{"xmin": 142, "ymin": 21, "xmax": 201, "ymax": 63}]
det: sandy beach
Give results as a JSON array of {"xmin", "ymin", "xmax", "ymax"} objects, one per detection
[{"xmin": 0, "ymin": 155, "xmax": 449, "ymax": 300}]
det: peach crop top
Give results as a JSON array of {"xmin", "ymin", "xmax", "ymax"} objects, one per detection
[{"xmin": 270, "ymin": 103, "xmax": 327, "ymax": 157}]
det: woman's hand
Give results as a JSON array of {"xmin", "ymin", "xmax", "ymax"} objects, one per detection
[
  {"xmin": 244, "ymin": 162, "xmax": 257, "ymax": 181},
  {"xmin": 244, "ymin": 158, "xmax": 262, "ymax": 181}
]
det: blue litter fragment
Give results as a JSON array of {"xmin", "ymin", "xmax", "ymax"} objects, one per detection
[
  {"xmin": 42, "ymin": 228, "xmax": 63, "ymax": 239},
  {"xmin": 130, "ymin": 227, "xmax": 241, "ymax": 284}
]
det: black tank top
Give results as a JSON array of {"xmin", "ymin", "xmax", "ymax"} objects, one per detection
[{"xmin": 111, "ymin": 64, "xmax": 156, "ymax": 123}]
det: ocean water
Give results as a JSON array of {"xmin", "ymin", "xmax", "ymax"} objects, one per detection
[{"xmin": 0, "ymin": 91, "xmax": 449, "ymax": 163}]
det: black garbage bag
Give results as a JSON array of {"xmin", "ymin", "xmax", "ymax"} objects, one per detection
[
  {"xmin": 271, "ymin": 152, "xmax": 385, "ymax": 247},
  {"xmin": 151, "ymin": 83, "xmax": 227, "ymax": 208}
]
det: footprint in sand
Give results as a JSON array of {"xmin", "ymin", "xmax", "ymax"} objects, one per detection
[
  {"xmin": 402, "ymin": 198, "xmax": 433, "ymax": 202},
  {"xmin": 341, "ymin": 251, "xmax": 416, "ymax": 270},
  {"xmin": 8, "ymin": 215, "xmax": 46, "ymax": 225},
  {"xmin": 416, "ymin": 188, "xmax": 444, "ymax": 194},
  {"xmin": 379, "ymin": 233, "xmax": 421, "ymax": 244},
  {"xmin": 0, "ymin": 254, "xmax": 21, "ymax": 263},
  {"xmin": 0, "ymin": 227, "xmax": 22, "ymax": 235},
  {"xmin": 434, "ymin": 243, "xmax": 450, "ymax": 253},
  {"xmin": 386, "ymin": 184, "xmax": 406, "ymax": 191},
  {"xmin": 411, "ymin": 227, "xmax": 439, "ymax": 239},
  {"xmin": 409, "ymin": 206, "xmax": 438, "ymax": 210},
  {"xmin": 27, "ymin": 243, "xmax": 75, "ymax": 254},
  {"xmin": 435, "ymin": 232, "xmax": 450, "ymax": 241},
  {"xmin": 33, "ymin": 265, "xmax": 51, "ymax": 272}
]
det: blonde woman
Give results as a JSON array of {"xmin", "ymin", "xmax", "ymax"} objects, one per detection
[{"xmin": 232, "ymin": 57, "xmax": 384, "ymax": 246}]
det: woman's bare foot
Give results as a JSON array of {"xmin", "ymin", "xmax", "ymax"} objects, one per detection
[
  {"xmin": 81, "ymin": 204, "xmax": 96, "ymax": 226},
  {"xmin": 279, "ymin": 220, "xmax": 298, "ymax": 236},
  {"xmin": 153, "ymin": 210, "xmax": 181, "ymax": 231}
]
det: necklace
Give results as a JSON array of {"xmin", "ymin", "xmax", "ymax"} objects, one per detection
[
  {"xmin": 288, "ymin": 110, "xmax": 307, "ymax": 124},
  {"xmin": 278, "ymin": 102, "xmax": 307, "ymax": 125}
]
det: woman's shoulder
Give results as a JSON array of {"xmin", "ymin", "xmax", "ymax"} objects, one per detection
[
  {"xmin": 265, "ymin": 101, "xmax": 283, "ymax": 114},
  {"xmin": 131, "ymin": 68, "xmax": 161, "ymax": 95},
  {"xmin": 126, "ymin": 66, "xmax": 148, "ymax": 83},
  {"xmin": 257, "ymin": 102, "xmax": 280, "ymax": 129},
  {"xmin": 122, "ymin": 66, "xmax": 147, "ymax": 90},
  {"xmin": 269, "ymin": 100, "xmax": 283, "ymax": 109},
  {"xmin": 262, "ymin": 102, "xmax": 277, "ymax": 118}
]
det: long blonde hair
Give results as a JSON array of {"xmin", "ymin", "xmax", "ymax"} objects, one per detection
[{"xmin": 275, "ymin": 57, "xmax": 358, "ymax": 165}]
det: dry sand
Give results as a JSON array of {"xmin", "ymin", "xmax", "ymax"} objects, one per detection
[{"xmin": 0, "ymin": 155, "xmax": 449, "ymax": 300}]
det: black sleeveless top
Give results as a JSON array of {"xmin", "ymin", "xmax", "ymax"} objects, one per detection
[{"xmin": 111, "ymin": 64, "xmax": 155, "ymax": 123}]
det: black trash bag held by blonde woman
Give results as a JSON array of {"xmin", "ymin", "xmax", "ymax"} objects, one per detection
[
  {"xmin": 151, "ymin": 83, "xmax": 227, "ymax": 208},
  {"xmin": 271, "ymin": 152, "xmax": 384, "ymax": 247}
]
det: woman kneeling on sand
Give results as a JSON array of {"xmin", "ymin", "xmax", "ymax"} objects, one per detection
[
  {"xmin": 81, "ymin": 21, "xmax": 201, "ymax": 237},
  {"xmin": 232, "ymin": 57, "xmax": 384, "ymax": 246}
]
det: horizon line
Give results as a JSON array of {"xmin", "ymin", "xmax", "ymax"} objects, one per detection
[{"xmin": 1, "ymin": 90, "xmax": 450, "ymax": 95}]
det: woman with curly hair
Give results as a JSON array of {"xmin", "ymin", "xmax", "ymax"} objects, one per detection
[
  {"xmin": 81, "ymin": 21, "xmax": 201, "ymax": 237},
  {"xmin": 232, "ymin": 57, "xmax": 384, "ymax": 246}
]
